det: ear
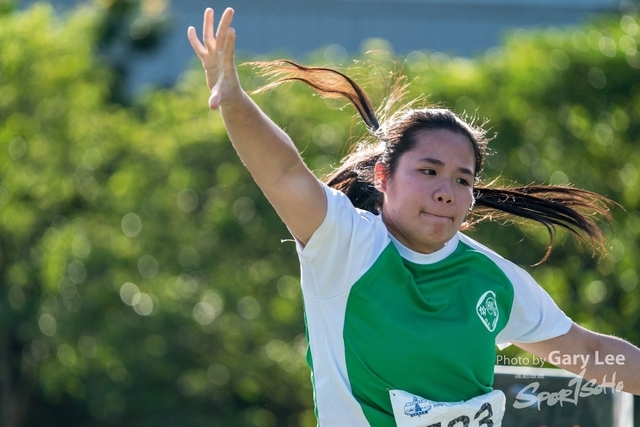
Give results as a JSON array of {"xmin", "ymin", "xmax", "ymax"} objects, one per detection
[{"xmin": 374, "ymin": 162, "xmax": 387, "ymax": 192}]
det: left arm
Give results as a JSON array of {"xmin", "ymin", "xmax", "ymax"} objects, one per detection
[{"xmin": 516, "ymin": 322, "xmax": 640, "ymax": 395}]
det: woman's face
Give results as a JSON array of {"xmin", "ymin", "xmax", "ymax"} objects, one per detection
[{"xmin": 375, "ymin": 129, "xmax": 476, "ymax": 254}]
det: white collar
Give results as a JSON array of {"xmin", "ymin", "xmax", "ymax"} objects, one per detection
[{"xmin": 389, "ymin": 232, "xmax": 460, "ymax": 265}]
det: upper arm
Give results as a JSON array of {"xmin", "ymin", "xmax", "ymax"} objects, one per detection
[
  {"xmin": 218, "ymin": 92, "xmax": 328, "ymax": 246},
  {"xmin": 262, "ymin": 161, "xmax": 327, "ymax": 246}
]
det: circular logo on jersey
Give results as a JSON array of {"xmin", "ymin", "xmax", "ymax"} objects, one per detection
[{"xmin": 476, "ymin": 291, "xmax": 499, "ymax": 332}]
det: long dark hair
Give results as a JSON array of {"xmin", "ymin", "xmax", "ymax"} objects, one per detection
[{"xmin": 249, "ymin": 60, "xmax": 613, "ymax": 262}]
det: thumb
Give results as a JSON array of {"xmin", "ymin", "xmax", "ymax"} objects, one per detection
[{"xmin": 208, "ymin": 88, "xmax": 221, "ymax": 110}]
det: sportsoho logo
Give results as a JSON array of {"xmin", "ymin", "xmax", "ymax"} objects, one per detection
[{"xmin": 476, "ymin": 291, "xmax": 499, "ymax": 332}]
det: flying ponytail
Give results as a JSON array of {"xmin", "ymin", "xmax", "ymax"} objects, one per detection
[{"xmin": 249, "ymin": 59, "xmax": 614, "ymax": 262}]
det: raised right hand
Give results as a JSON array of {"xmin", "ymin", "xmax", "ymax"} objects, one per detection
[{"xmin": 187, "ymin": 8, "xmax": 241, "ymax": 110}]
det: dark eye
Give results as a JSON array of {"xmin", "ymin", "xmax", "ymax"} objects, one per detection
[
  {"xmin": 457, "ymin": 178, "xmax": 470, "ymax": 186},
  {"xmin": 423, "ymin": 169, "xmax": 436, "ymax": 175}
]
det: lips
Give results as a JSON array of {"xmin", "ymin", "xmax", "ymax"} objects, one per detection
[{"xmin": 420, "ymin": 211, "xmax": 453, "ymax": 221}]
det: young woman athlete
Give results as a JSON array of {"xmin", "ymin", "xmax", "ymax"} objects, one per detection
[{"xmin": 188, "ymin": 7, "xmax": 640, "ymax": 427}]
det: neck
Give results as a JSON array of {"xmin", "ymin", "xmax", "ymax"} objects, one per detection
[{"xmin": 380, "ymin": 211, "xmax": 446, "ymax": 254}]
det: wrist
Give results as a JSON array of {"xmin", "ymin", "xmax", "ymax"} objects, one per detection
[{"xmin": 220, "ymin": 89, "xmax": 249, "ymax": 112}]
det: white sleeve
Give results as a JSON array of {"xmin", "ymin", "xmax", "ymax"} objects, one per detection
[
  {"xmin": 295, "ymin": 183, "xmax": 390, "ymax": 299},
  {"xmin": 495, "ymin": 264, "xmax": 572, "ymax": 350}
]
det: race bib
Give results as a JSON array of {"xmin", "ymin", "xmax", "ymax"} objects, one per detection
[{"xmin": 389, "ymin": 389, "xmax": 505, "ymax": 427}]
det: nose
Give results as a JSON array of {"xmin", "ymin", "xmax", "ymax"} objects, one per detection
[{"xmin": 434, "ymin": 182, "xmax": 454, "ymax": 204}]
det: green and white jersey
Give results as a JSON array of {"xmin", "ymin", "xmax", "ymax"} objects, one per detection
[{"xmin": 296, "ymin": 184, "xmax": 572, "ymax": 427}]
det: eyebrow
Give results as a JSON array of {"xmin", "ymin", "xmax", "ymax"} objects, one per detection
[{"xmin": 418, "ymin": 157, "xmax": 475, "ymax": 177}]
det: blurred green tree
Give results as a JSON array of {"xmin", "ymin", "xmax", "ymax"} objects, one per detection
[
  {"xmin": 0, "ymin": 0, "xmax": 15, "ymax": 15},
  {"xmin": 0, "ymin": 4, "xmax": 313, "ymax": 427},
  {"xmin": 2, "ymin": 3, "xmax": 640, "ymax": 427},
  {"xmin": 93, "ymin": 0, "xmax": 172, "ymax": 104}
]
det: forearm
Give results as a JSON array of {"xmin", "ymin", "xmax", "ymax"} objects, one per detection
[
  {"xmin": 518, "ymin": 323, "xmax": 640, "ymax": 395},
  {"xmin": 220, "ymin": 91, "xmax": 308, "ymax": 189},
  {"xmin": 579, "ymin": 334, "xmax": 640, "ymax": 395}
]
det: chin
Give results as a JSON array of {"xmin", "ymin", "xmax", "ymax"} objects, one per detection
[
  {"xmin": 412, "ymin": 235, "xmax": 449, "ymax": 253},
  {"xmin": 424, "ymin": 227, "xmax": 453, "ymax": 242}
]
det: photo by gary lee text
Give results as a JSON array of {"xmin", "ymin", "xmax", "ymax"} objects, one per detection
[{"xmin": 496, "ymin": 350, "xmax": 625, "ymax": 370}]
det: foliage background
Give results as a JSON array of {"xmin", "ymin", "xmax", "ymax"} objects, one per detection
[{"xmin": 1, "ymin": 1, "xmax": 640, "ymax": 426}]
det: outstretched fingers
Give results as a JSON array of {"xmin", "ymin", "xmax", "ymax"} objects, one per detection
[
  {"xmin": 187, "ymin": 8, "xmax": 235, "ymax": 63},
  {"xmin": 222, "ymin": 27, "xmax": 236, "ymax": 73},
  {"xmin": 215, "ymin": 8, "xmax": 234, "ymax": 54},
  {"xmin": 202, "ymin": 7, "xmax": 216, "ymax": 51},
  {"xmin": 187, "ymin": 7, "xmax": 239, "ymax": 110},
  {"xmin": 187, "ymin": 26, "xmax": 207, "ymax": 58}
]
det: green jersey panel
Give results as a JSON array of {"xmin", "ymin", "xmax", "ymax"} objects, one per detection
[{"xmin": 343, "ymin": 241, "xmax": 514, "ymax": 426}]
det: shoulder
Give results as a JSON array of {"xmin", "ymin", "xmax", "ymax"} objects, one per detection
[
  {"xmin": 310, "ymin": 183, "xmax": 388, "ymax": 246},
  {"xmin": 298, "ymin": 183, "xmax": 392, "ymax": 298},
  {"xmin": 457, "ymin": 233, "xmax": 534, "ymax": 287}
]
